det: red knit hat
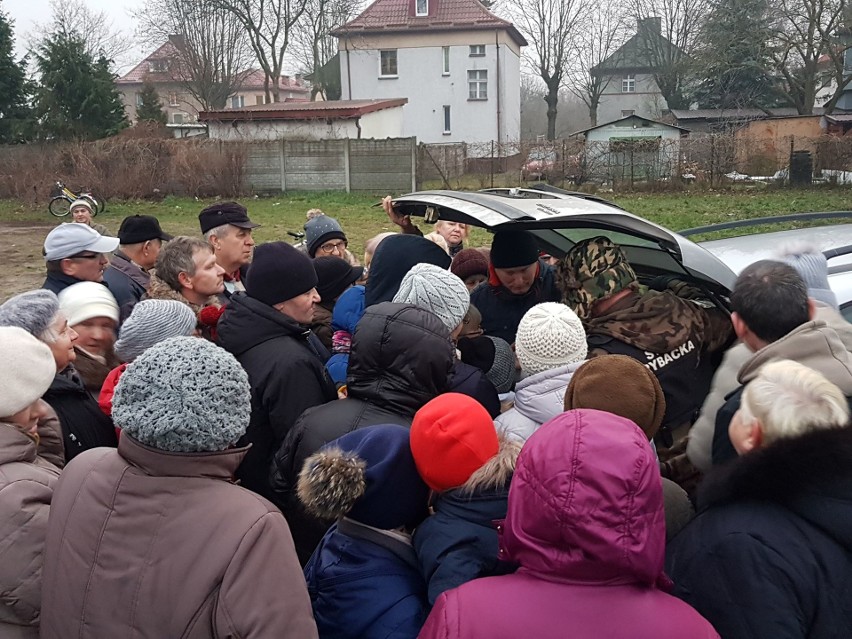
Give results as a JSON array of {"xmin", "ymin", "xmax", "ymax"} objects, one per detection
[{"xmin": 410, "ymin": 393, "xmax": 499, "ymax": 492}]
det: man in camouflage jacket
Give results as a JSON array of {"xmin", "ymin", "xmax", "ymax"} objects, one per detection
[{"xmin": 558, "ymin": 236, "xmax": 734, "ymax": 448}]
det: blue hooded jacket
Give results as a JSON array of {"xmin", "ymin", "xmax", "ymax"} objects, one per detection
[{"xmin": 326, "ymin": 285, "xmax": 366, "ymax": 384}]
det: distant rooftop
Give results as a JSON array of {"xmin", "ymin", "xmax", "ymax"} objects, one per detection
[{"xmin": 333, "ymin": 0, "xmax": 527, "ymax": 46}]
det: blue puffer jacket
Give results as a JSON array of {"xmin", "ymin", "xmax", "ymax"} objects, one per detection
[
  {"xmin": 306, "ymin": 519, "xmax": 428, "ymax": 639},
  {"xmin": 326, "ymin": 285, "xmax": 365, "ymax": 385},
  {"xmin": 413, "ymin": 439, "xmax": 519, "ymax": 605}
]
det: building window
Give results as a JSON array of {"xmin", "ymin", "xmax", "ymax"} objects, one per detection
[
  {"xmin": 135, "ymin": 93, "xmax": 144, "ymax": 107},
  {"xmin": 169, "ymin": 92, "xmax": 180, "ymax": 107},
  {"xmin": 380, "ymin": 50, "xmax": 398, "ymax": 77},
  {"xmin": 622, "ymin": 74, "xmax": 635, "ymax": 93},
  {"xmin": 469, "ymin": 44, "xmax": 485, "ymax": 57},
  {"xmin": 442, "ymin": 46, "xmax": 450, "ymax": 75},
  {"xmin": 468, "ymin": 70, "xmax": 487, "ymax": 100},
  {"xmin": 256, "ymin": 95, "xmax": 265, "ymax": 105},
  {"xmin": 416, "ymin": 0, "xmax": 428, "ymax": 15},
  {"xmin": 231, "ymin": 95, "xmax": 245, "ymax": 108},
  {"xmin": 621, "ymin": 109, "xmax": 635, "ymax": 117},
  {"xmin": 172, "ymin": 113, "xmax": 184, "ymax": 124},
  {"xmin": 443, "ymin": 105, "xmax": 451, "ymax": 134},
  {"xmin": 148, "ymin": 59, "xmax": 168, "ymax": 73}
]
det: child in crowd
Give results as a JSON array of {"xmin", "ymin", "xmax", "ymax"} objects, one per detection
[
  {"xmin": 410, "ymin": 393, "xmax": 520, "ymax": 605},
  {"xmin": 298, "ymin": 425, "xmax": 430, "ymax": 639}
]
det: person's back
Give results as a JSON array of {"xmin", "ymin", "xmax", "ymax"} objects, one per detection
[
  {"xmin": 668, "ymin": 360, "xmax": 852, "ymax": 639},
  {"xmin": 419, "ymin": 409, "xmax": 719, "ymax": 639},
  {"xmin": 39, "ymin": 337, "xmax": 316, "ymax": 639}
]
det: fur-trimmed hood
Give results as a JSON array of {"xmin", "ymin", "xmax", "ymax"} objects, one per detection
[
  {"xmin": 458, "ymin": 435, "xmax": 520, "ymax": 495},
  {"xmin": 699, "ymin": 426, "xmax": 852, "ymax": 552}
]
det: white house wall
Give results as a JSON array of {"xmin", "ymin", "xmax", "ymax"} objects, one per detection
[
  {"xmin": 339, "ymin": 32, "xmax": 521, "ymax": 149},
  {"xmin": 596, "ymin": 73, "xmax": 668, "ymax": 125},
  {"xmin": 204, "ymin": 109, "xmax": 405, "ymax": 141}
]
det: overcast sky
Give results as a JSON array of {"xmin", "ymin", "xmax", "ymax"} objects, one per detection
[{"xmin": 5, "ymin": 0, "xmax": 145, "ymax": 69}]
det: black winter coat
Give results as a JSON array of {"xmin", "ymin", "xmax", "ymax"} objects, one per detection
[
  {"xmin": 269, "ymin": 302, "xmax": 455, "ymax": 563},
  {"xmin": 217, "ymin": 292, "xmax": 337, "ymax": 502},
  {"xmin": 667, "ymin": 426, "xmax": 852, "ymax": 639},
  {"xmin": 42, "ymin": 369, "xmax": 117, "ymax": 462},
  {"xmin": 448, "ymin": 360, "xmax": 500, "ymax": 418},
  {"xmin": 470, "ymin": 261, "xmax": 561, "ymax": 344}
]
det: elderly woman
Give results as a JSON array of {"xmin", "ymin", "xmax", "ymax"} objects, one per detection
[
  {"xmin": 0, "ymin": 290, "xmax": 117, "ymax": 462},
  {"xmin": 58, "ymin": 282, "xmax": 120, "ymax": 397},
  {"xmin": 0, "ymin": 326, "xmax": 62, "ymax": 638}
]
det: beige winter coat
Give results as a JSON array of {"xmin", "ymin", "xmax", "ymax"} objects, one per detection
[
  {"xmin": 688, "ymin": 304, "xmax": 852, "ymax": 472},
  {"xmin": 0, "ymin": 422, "xmax": 61, "ymax": 638},
  {"xmin": 40, "ymin": 435, "xmax": 318, "ymax": 639}
]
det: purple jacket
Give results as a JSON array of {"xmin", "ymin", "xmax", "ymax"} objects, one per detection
[{"xmin": 418, "ymin": 409, "xmax": 719, "ymax": 639}]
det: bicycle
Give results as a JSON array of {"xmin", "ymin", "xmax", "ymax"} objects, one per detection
[{"xmin": 48, "ymin": 181, "xmax": 107, "ymax": 218}]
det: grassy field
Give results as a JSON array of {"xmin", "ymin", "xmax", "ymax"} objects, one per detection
[{"xmin": 2, "ymin": 186, "xmax": 851, "ymax": 300}]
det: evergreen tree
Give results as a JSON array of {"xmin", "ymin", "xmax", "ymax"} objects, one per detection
[
  {"xmin": 692, "ymin": 0, "xmax": 782, "ymax": 109},
  {"xmin": 135, "ymin": 79, "xmax": 167, "ymax": 124},
  {"xmin": 0, "ymin": 7, "xmax": 33, "ymax": 143},
  {"xmin": 34, "ymin": 30, "xmax": 128, "ymax": 140}
]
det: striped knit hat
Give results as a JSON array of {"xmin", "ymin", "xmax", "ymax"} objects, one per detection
[{"xmin": 115, "ymin": 299, "xmax": 198, "ymax": 362}]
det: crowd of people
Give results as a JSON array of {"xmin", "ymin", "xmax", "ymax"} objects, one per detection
[{"xmin": 0, "ymin": 195, "xmax": 849, "ymax": 638}]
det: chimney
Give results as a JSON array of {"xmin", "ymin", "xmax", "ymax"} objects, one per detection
[{"xmin": 638, "ymin": 17, "xmax": 661, "ymax": 36}]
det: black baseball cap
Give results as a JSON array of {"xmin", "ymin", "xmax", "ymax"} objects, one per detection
[
  {"xmin": 118, "ymin": 215, "xmax": 172, "ymax": 244},
  {"xmin": 198, "ymin": 201, "xmax": 261, "ymax": 234}
]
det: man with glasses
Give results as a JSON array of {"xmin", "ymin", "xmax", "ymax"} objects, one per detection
[
  {"xmin": 304, "ymin": 214, "xmax": 349, "ymax": 259},
  {"xmin": 42, "ymin": 223, "xmax": 120, "ymax": 295}
]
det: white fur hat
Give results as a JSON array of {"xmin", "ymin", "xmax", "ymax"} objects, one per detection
[
  {"xmin": 0, "ymin": 327, "xmax": 57, "ymax": 417},
  {"xmin": 515, "ymin": 302, "xmax": 588, "ymax": 376}
]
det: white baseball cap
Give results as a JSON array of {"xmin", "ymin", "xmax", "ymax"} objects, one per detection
[{"xmin": 44, "ymin": 223, "xmax": 119, "ymax": 261}]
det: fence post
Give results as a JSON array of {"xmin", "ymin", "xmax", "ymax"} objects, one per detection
[
  {"xmin": 280, "ymin": 140, "xmax": 287, "ymax": 193},
  {"xmin": 344, "ymin": 139, "xmax": 351, "ymax": 193},
  {"xmin": 410, "ymin": 137, "xmax": 417, "ymax": 192}
]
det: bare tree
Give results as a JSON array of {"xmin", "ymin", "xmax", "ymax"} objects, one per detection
[
  {"xmin": 504, "ymin": 0, "xmax": 589, "ymax": 140},
  {"xmin": 566, "ymin": 2, "xmax": 629, "ymax": 127},
  {"xmin": 630, "ymin": 0, "xmax": 708, "ymax": 110},
  {"xmin": 768, "ymin": 0, "xmax": 850, "ymax": 114},
  {"xmin": 207, "ymin": 0, "xmax": 310, "ymax": 103},
  {"xmin": 137, "ymin": 0, "xmax": 254, "ymax": 110},
  {"xmin": 289, "ymin": 0, "xmax": 360, "ymax": 99},
  {"xmin": 31, "ymin": 0, "xmax": 134, "ymax": 68}
]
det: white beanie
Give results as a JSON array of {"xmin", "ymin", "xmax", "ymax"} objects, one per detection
[
  {"xmin": 58, "ymin": 281, "xmax": 119, "ymax": 326},
  {"xmin": 515, "ymin": 302, "xmax": 588, "ymax": 376},
  {"xmin": 0, "ymin": 327, "xmax": 57, "ymax": 417},
  {"xmin": 392, "ymin": 262, "xmax": 470, "ymax": 332}
]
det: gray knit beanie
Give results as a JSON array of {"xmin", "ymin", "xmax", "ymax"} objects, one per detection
[
  {"xmin": 780, "ymin": 246, "xmax": 838, "ymax": 309},
  {"xmin": 486, "ymin": 336, "xmax": 516, "ymax": 394},
  {"xmin": 392, "ymin": 262, "xmax": 470, "ymax": 332},
  {"xmin": 305, "ymin": 215, "xmax": 346, "ymax": 257},
  {"xmin": 0, "ymin": 289, "xmax": 60, "ymax": 339},
  {"xmin": 115, "ymin": 300, "xmax": 198, "ymax": 363},
  {"xmin": 113, "ymin": 336, "xmax": 251, "ymax": 453}
]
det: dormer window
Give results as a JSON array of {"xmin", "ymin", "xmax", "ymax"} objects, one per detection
[
  {"xmin": 149, "ymin": 59, "xmax": 168, "ymax": 73},
  {"xmin": 416, "ymin": 0, "xmax": 428, "ymax": 16}
]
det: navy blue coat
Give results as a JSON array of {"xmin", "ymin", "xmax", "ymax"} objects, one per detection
[
  {"xmin": 306, "ymin": 519, "xmax": 428, "ymax": 639},
  {"xmin": 667, "ymin": 426, "xmax": 852, "ymax": 639},
  {"xmin": 470, "ymin": 261, "xmax": 561, "ymax": 344},
  {"xmin": 413, "ymin": 486, "xmax": 511, "ymax": 605}
]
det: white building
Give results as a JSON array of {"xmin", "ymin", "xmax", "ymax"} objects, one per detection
[
  {"xmin": 198, "ymin": 99, "xmax": 407, "ymax": 141},
  {"xmin": 332, "ymin": 0, "xmax": 526, "ymax": 151}
]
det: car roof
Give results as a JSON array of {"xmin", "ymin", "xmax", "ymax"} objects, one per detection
[{"xmin": 391, "ymin": 189, "xmax": 737, "ymax": 292}]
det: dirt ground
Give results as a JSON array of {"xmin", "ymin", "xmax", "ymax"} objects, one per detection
[{"xmin": 1, "ymin": 221, "xmax": 55, "ymax": 302}]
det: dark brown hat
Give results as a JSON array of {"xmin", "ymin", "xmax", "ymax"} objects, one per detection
[{"xmin": 564, "ymin": 354, "xmax": 665, "ymax": 440}]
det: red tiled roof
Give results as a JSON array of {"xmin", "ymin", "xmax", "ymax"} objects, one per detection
[
  {"xmin": 198, "ymin": 98, "xmax": 408, "ymax": 121},
  {"xmin": 333, "ymin": 0, "xmax": 526, "ymax": 46},
  {"xmin": 117, "ymin": 42, "xmax": 309, "ymax": 94}
]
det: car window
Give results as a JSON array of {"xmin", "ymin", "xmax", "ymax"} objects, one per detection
[{"xmin": 841, "ymin": 302, "xmax": 852, "ymax": 324}]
